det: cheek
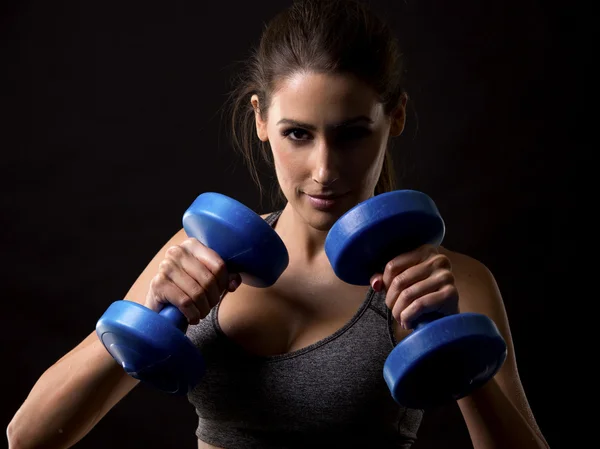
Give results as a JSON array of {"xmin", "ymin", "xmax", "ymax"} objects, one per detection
[{"xmin": 271, "ymin": 146, "xmax": 304, "ymax": 186}]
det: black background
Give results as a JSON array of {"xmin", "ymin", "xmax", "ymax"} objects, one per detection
[{"xmin": 2, "ymin": 0, "xmax": 589, "ymax": 448}]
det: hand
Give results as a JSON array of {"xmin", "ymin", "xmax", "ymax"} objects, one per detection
[
  {"xmin": 369, "ymin": 244, "xmax": 459, "ymax": 329},
  {"xmin": 144, "ymin": 238, "xmax": 242, "ymax": 325}
]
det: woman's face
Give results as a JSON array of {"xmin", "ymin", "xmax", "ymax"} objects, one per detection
[{"xmin": 252, "ymin": 72, "xmax": 405, "ymax": 231}]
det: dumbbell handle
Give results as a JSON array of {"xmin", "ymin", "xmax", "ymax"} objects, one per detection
[
  {"xmin": 158, "ymin": 305, "xmax": 188, "ymax": 332},
  {"xmin": 413, "ymin": 311, "xmax": 446, "ymax": 331}
]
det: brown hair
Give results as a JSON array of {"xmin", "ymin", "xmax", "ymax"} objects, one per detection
[{"xmin": 224, "ymin": 0, "xmax": 406, "ymax": 208}]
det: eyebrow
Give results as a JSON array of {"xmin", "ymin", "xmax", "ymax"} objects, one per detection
[{"xmin": 276, "ymin": 115, "xmax": 374, "ymax": 131}]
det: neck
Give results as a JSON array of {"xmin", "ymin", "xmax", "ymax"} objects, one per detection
[{"xmin": 275, "ymin": 203, "xmax": 331, "ymax": 265}]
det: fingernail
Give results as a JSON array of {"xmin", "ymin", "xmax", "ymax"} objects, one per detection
[
  {"xmin": 373, "ymin": 279, "xmax": 381, "ymax": 293},
  {"xmin": 229, "ymin": 279, "xmax": 241, "ymax": 290}
]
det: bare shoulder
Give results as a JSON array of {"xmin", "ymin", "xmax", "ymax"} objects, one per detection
[
  {"xmin": 439, "ymin": 246, "xmax": 493, "ymax": 278},
  {"xmin": 438, "ymin": 246, "xmax": 501, "ymax": 311},
  {"xmin": 438, "ymin": 246, "xmax": 514, "ymax": 347}
]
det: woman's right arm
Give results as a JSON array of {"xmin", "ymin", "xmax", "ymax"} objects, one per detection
[{"xmin": 7, "ymin": 229, "xmax": 191, "ymax": 449}]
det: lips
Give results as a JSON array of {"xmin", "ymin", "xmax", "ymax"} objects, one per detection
[
  {"xmin": 303, "ymin": 191, "xmax": 349, "ymax": 211},
  {"xmin": 305, "ymin": 192, "xmax": 346, "ymax": 199}
]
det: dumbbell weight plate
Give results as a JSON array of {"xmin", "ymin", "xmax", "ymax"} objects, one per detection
[
  {"xmin": 325, "ymin": 190, "xmax": 507, "ymax": 408},
  {"xmin": 325, "ymin": 190, "xmax": 445, "ymax": 286},
  {"xmin": 97, "ymin": 192, "xmax": 289, "ymax": 394},
  {"xmin": 384, "ymin": 313, "xmax": 507, "ymax": 409}
]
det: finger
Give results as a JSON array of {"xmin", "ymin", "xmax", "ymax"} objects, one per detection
[
  {"xmin": 149, "ymin": 273, "xmax": 208, "ymax": 324},
  {"xmin": 178, "ymin": 242, "xmax": 244, "ymax": 301},
  {"xmin": 227, "ymin": 273, "xmax": 242, "ymax": 292},
  {"xmin": 381, "ymin": 244, "xmax": 439, "ymax": 290},
  {"xmin": 400, "ymin": 284, "xmax": 458, "ymax": 329},
  {"xmin": 429, "ymin": 252, "xmax": 452, "ymax": 271},
  {"xmin": 158, "ymin": 255, "xmax": 214, "ymax": 311},
  {"xmin": 384, "ymin": 262, "xmax": 432, "ymax": 310},
  {"xmin": 180, "ymin": 238, "xmax": 230, "ymax": 292},
  {"xmin": 384, "ymin": 252, "xmax": 449, "ymax": 310},
  {"xmin": 168, "ymin": 247, "xmax": 223, "ymax": 308},
  {"xmin": 370, "ymin": 273, "xmax": 384, "ymax": 292},
  {"xmin": 391, "ymin": 269, "xmax": 454, "ymax": 326}
]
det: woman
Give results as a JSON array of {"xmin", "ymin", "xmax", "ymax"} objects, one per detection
[{"xmin": 7, "ymin": 1, "xmax": 549, "ymax": 448}]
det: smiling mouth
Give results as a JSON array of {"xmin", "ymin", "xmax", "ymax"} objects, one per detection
[
  {"xmin": 303, "ymin": 192, "xmax": 350, "ymax": 211},
  {"xmin": 304, "ymin": 192, "xmax": 348, "ymax": 200}
]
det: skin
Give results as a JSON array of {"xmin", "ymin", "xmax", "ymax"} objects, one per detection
[
  {"xmin": 6, "ymin": 71, "xmax": 550, "ymax": 449},
  {"xmin": 199, "ymin": 72, "xmax": 550, "ymax": 448}
]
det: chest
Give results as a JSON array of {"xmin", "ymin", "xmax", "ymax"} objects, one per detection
[
  {"xmin": 185, "ymin": 266, "xmax": 417, "ymax": 436},
  {"xmin": 216, "ymin": 266, "xmax": 372, "ymax": 357},
  {"xmin": 188, "ymin": 293, "xmax": 402, "ymax": 433}
]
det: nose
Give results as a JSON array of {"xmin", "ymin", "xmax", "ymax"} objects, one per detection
[{"xmin": 311, "ymin": 141, "xmax": 341, "ymax": 187}]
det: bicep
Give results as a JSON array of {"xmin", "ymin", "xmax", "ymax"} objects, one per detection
[{"xmin": 449, "ymin": 250, "xmax": 545, "ymax": 438}]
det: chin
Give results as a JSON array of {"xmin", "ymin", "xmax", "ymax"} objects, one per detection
[
  {"xmin": 303, "ymin": 202, "xmax": 352, "ymax": 232},
  {"xmin": 311, "ymin": 215, "xmax": 339, "ymax": 232}
]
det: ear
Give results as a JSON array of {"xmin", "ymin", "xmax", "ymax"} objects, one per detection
[
  {"xmin": 389, "ymin": 93, "xmax": 408, "ymax": 137},
  {"xmin": 251, "ymin": 94, "xmax": 269, "ymax": 142}
]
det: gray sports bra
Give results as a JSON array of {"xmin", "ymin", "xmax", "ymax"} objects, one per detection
[{"xmin": 186, "ymin": 210, "xmax": 423, "ymax": 449}]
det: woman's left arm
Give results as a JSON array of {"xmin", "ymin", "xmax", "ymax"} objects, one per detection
[{"xmin": 446, "ymin": 249, "xmax": 550, "ymax": 449}]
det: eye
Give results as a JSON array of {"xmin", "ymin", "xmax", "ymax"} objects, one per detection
[
  {"xmin": 281, "ymin": 128, "xmax": 310, "ymax": 141},
  {"xmin": 282, "ymin": 127, "xmax": 371, "ymax": 143}
]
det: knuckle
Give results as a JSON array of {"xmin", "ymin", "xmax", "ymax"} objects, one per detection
[
  {"xmin": 158, "ymin": 258, "xmax": 175, "ymax": 273},
  {"xmin": 180, "ymin": 238, "xmax": 193, "ymax": 247},
  {"xmin": 443, "ymin": 283, "xmax": 458, "ymax": 297},
  {"xmin": 210, "ymin": 256, "xmax": 227, "ymax": 276},
  {"xmin": 440, "ymin": 256, "xmax": 452, "ymax": 270},
  {"xmin": 399, "ymin": 286, "xmax": 413, "ymax": 304},
  {"xmin": 188, "ymin": 282, "xmax": 207, "ymax": 300},
  {"xmin": 153, "ymin": 271, "xmax": 169, "ymax": 285},
  {"xmin": 178, "ymin": 295, "xmax": 195, "ymax": 309},
  {"xmin": 181, "ymin": 238, "xmax": 202, "ymax": 252},
  {"xmin": 390, "ymin": 272, "xmax": 408, "ymax": 292},
  {"xmin": 165, "ymin": 245, "xmax": 184, "ymax": 259},
  {"xmin": 196, "ymin": 265, "xmax": 216, "ymax": 286},
  {"xmin": 385, "ymin": 259, "xmax": 397, "ymax": 274},
  {"xmin": 430, "ymin": 253, "xmax": 450, "ymax": 269},
  {"xmin": 437, "ymin": 269, "xmax": 455, "ymax": 284},
  {"xmin": 407, "ymin": 296, "xmax": 422, "ymax": 311}
]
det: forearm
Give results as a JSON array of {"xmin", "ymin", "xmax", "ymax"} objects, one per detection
[
  {"xmin": 457, "ymin": 378, "xmax": 549, "ymax": 449},
  {"xmin": 8, "ymin": 337, "xmax": 138, "ymax": 449}
]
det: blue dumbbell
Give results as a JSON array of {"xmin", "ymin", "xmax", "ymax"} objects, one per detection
[
  {"xmin": 96, "ymin": 192, "xmax": 289, "ymax": 394},
  {"xmin": 325, "ymin": 190, "xmax": 507, "ymax": 409}
]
